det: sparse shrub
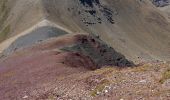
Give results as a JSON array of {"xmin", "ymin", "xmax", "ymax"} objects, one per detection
[
  {"xmin": 90, "ymin": 79, "xmax": 110, "ymax": 97},
  {"xmin": 0, "ymin": 0, "xmax": 10, "ymax": 40},
  {"xmin": 2, "ymin": 70, "xmax": 15, "ymax": 78},
  {"xmin": 132, "ymin": 64, "xmax": 150, "ymax": 72},
  {"xmin": 159, "ymin": 68, "xmax": 170, "ymax": 84},
  {"xmin": 0, "ymin": 25, "xmax": 10, "ymax": 42}
]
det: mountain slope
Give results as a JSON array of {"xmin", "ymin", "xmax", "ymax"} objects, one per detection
[
  {"xmin": 43, "ymin": 0, "xmax": 170, "ymax": 61},
  {"xmin": 1, "ymin": 0, "xmax": 170, "ymax": 62},
  {"xmin": 0, "ymin": 0, "xmax": 170, "ymax": 99}
]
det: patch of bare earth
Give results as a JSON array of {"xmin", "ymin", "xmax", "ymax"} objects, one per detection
[
  {"xmin": 0, "ymin": 34, "xmax": 169, "ymax": 100},
  {"xmin": 1, "ymin": 56, "xmax": 169, "ymax": 100},
  {"xmin": 36, "ymin": 62, "xmax": 170, "ymax": 100}
]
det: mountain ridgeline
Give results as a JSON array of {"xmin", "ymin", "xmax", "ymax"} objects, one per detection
[
  {"xmin": 0, "ymin": 1, "xmax": 170, "ymax": 99},
  {"xmin": 0, "ymin": 0, "xmax": 170, "ymax": 63}
]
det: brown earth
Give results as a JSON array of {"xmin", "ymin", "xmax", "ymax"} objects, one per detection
[
  {"xmin": 0, "ymin": 49, "xmax": 95, "ymax": 100},
  {"xmin": 0, "ymin": 0, "xmax": 170, "ymax": 100},
  {"xmin": 0, "ymin": 34, "xmax": 170, "ymax": 100},
  {"xmin": 0, "ymin": 52, "xmax": 170, "ymax": 99}
]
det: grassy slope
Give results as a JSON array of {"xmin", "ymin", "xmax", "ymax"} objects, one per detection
[{"xmin": 0, "ymin": 0, "xmax": 10, "ymax": 42}]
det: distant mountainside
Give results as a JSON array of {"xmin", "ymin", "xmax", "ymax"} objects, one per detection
[
  {"xmin": 0, "ymin": 0, "xmax": 170, "ymax": 62},
  {"xmin": 152, "ymin": 0, "xmax": 170, "ymax": 7},
  {"xmin": 152, "ymin": 0, "xmax": 170, "ymax": 21},
  {"xmin": 0, "ymin": 0, "xmax": 170, "ymax": 99}
]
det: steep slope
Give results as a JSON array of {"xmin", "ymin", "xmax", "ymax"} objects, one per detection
[
  {"xmin": 159, "ymin": 5, "xmax": 170, "ymax": 18},
  {"xmin": 0, "ymin": 0, "xmax": 11, "ymax": 42},
  {"xmin": 1, "ymin": 33, "xmax": 170, "ymax": 100},
  {"xmin": 151, "ymin": 0, "xmax": 170, "ymax": 7},
  {"xmin": 0, "ymin": 50, "xmax": 169, "ymax": 99},
  {"xmin": 154, "ymin": 0, "xmax": 170, "ymax": 21},
  {"xmin": 0, "ymin": 0, "xmax": 45, "ymax": 41},
  {"xmin": 0, "ymin": 1, "xmax": 170, "ymax": 99},
  {"xmin": 0, "ymin": 0, "xmax": 170, "ymax": 62},
  {"xmin": 41, "ymin": 0, "xmax": 170, "ymax": 62},
  {"xmin": 0, "ymin": 33, "xmax": 134, "ymax": 99}
]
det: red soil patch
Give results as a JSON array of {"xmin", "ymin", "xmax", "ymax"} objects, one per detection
[
  {"xmin": 0, "ymin": 50, "xmax": 96, "ymax": 99},
  {"xmin": 0, "ymin": 34, "xmax": 133, "ymax": 99}
]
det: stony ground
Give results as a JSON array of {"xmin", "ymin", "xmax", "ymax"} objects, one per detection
[
  {"xmin": 0, "ymin": 33, "xmax": 126, "ymax": 100},
  {"xmin": 1, "ymin": 61, "xmax": 168, "ymax": 100},
  {"xmin": 0, "ymin": 34, "xmax": 170, "ymax": 100},
  {"xmin": 44, "ymin": 62, "xmax": 170, "ymax": 100},
  {"xmin": 91, "ymin": 62, "xmax": 170, "ymax": 100},
  {"xmin": 0, "ymin": 1, "xmax": 170, "ymax": 100}
]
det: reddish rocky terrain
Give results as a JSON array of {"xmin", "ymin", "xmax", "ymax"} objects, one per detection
[
  {"xmin": 0, "ymin": 34, "xmax": 170, "ymax": 100},
  {"xmin": 0, "ymin": 0, "xmax": 170, "ymax": 100}
]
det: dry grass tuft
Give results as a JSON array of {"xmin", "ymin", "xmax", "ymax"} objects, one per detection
[
  {"xmin": 0, "ymin": 25, "xmax": 10, "ymax": 42},
  {"xmin": 159, "ymin": 68, "xmax": 170, "ymax": 84},
  {"xmin": 131, "ymin": 64, "xmax": 151, "ymax": 72},
  {"xmin": 90, "ymin": 78, "xmax": 110, "ymax": 97}
]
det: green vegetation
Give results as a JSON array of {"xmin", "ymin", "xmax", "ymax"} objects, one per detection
[
  {"xmin": 0, "ymin": 25, "xmax": 10, "ymax": 42},
  {"xmin": 0, "ymin": 0, "xmax": 6, "ymax": 12},
  {"xmin": 131, "ymin": 64, "xmax": 150, "ymax": 72},
  {"xmin": 159, "ymin": 68, "xmax": 170, "ymax": 84},
  {"xmin": 90, "ymin": 79, "xmax": 110, "ymax": 97},
  {"xmin": 0, "ymin": 0, "xmax": 9, "ymax": 24},
  {"xmin": 0, "ymin": 0, "xmax": 8, "ymax": 14},
  {"xmin": 94, "ymin": 67, "xmax": 115, "ymax": 74},
  {"xmin": 47, "ymin": 94, "xmax": 56, "ymax": 100},
  {"xmin": 0, "ymin": 0, "xmax": 10, "ymax": 42},
  {"xmin": 1, "ymin": 70, "xmax": 15, "ymax": 78}
]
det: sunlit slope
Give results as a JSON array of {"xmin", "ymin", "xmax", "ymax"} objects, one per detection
[
  {"xmin": 0, "ymin": 0, "xmax": 45, "ymax": 39},
  {"xmin": 42, "ymin": 0, "xmax": 170, "ymax": 61},
  {"xmin": 157, "ymin": 4, "xmax": 170, "ymax": 21},
  {"xmin": 0, "ymin": 0, "xmax": 170, "ymax": 62}
]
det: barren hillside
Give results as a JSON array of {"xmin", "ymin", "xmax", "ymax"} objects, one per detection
[
  {"xmin": 0, "ymin": 0, "xmax": 170, "ymax": 62},
  {"xmin": 0, "ymin": 0, "xmax": 170, "ymax": 100}
]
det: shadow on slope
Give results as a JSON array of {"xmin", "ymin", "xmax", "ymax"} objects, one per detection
[
  {"xmin": 61, "ymin": 34, "xmax": 134, "ymax": 68},
  {"xmin": 3, "ymin": 26, "xmax": 68, "ymax": 55},
  {"xmin": 0, "ymin": 33, "xmax": 134, "ymax": 99}
]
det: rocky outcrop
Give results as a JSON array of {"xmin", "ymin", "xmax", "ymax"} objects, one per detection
[
  {"xmin": 61, "ymin": 34, "xmax": 134, "ymax": 68},
  {"xmin": 151, "ymin": 0, "xmax": 170, "ymax": 7}
]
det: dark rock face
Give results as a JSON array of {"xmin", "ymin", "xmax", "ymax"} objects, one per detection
[
  {"xmin": 152, "ymin": 0, "xmax": 170, "ymax": 7},
  {"xmin": 79, "ymin": 0, "xmax": 100, "ymax": 7},
  {"xmin": 67, "ymin": 0, "xmax": 117, "ymax": 26},
  {"xmin": 61, "ymin": 34, "xmax": 134, "ymax": 68},
  {"xmin": 78, "ymin": 0, "xmax": 115, "ymax": 25}
]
